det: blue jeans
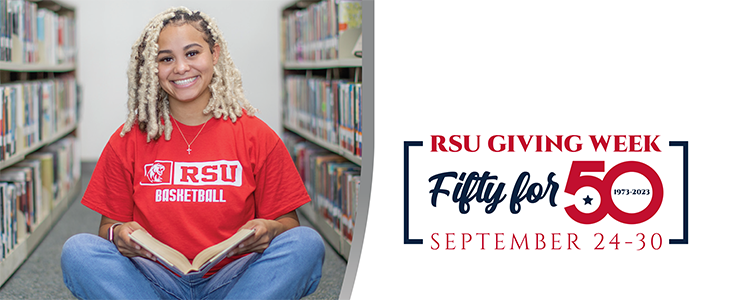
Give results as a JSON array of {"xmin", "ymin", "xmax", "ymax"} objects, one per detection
[{"xmin": 61, "ymin": 226, "xmax": 325, "ymax": 300}]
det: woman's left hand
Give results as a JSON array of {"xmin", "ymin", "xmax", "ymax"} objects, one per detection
[
  {"xmin": 229, "ymin": 219, "xmax": 283, "ymax": 255},
  {"xmin": 228, "ymin": 211, "xmax": 300, "ymax": 256}
]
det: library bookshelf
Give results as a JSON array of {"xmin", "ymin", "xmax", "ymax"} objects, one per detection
[
  {"xmin": 0, "ymin": 0, "xmax": 81, "ymax": 287},
  {"xmin": 283, "ymin": 58, "xmax": 362, "ymax": 70},
  {"xmin": 281, "ymin": 0, "xmax": 363, "ymax": 261}
]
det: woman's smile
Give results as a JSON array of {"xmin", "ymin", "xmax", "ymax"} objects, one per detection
[{"xmin": 171, "ymin": 76, "xmax": 199, "ymax": 87}]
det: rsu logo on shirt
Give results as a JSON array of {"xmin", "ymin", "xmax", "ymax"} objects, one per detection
[
  {"xmin": 142, "ymin": 161, "xmax": 174, "ymax": 185},
  {"xmin": 174, "ymin": 160, "xmax": 243, "ymax": 186},
  {"xmin": 141, "ymin": 160, "xmax": 242, "ymax": 186}
]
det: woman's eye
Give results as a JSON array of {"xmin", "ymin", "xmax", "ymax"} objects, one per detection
[
  {"xmin": 159, "ymin": 56, "xmax": 173, "ymax": 63},
  {"xmin": 187, "ymin": 51, "xmax": 199, "ymax": 57}
]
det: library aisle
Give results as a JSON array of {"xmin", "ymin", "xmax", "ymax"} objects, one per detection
[{"xmin": 0, "ymin": 162, "xmax": 347, "ymax": 299}]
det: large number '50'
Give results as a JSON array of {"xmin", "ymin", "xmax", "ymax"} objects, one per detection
[{"xmin": 564, "ymin": 161, "xmax": 663, "ymax": 224}]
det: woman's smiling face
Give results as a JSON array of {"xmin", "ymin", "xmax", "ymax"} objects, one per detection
[{"xmin": 156, "ymin": 23, "xmax": 219, "ymax": 107}]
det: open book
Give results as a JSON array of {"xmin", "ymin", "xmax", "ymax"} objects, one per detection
[{"xmin": 129, "ymin": 228, "xmax": 256, "ymax": 275}]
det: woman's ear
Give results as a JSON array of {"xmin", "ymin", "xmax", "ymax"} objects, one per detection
[{"xmin": 212, "ymin": 44, "xmax": 221, "ymax": 65}]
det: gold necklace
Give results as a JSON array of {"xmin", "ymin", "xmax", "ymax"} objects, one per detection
[{"xmin": 173, "ymin": 118, "xmax": 209, "ymax": 155}]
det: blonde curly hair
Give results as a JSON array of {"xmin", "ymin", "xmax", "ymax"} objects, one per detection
[{"xmin": 121, "ymin": 7, "xmax": 257, "ymax": 142}]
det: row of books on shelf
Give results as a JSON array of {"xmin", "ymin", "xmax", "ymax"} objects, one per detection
[
  {"xmin": 284, "ymin": 132, "xmax": 359, "ymax": 242},
  {"xmin": 281, "ymin": 0, "xmax": 361, "ymax": 62},
  {"xmin": 1, "ymin": 74, "xmax": 78, "ymax": 162},
  {"xmin": 283, "ymin": 75, "xmax": 362, "ymax": 157},
  {"xmin": 1, "ymin": 135, "xmax": 79, "ymax": 260},
  {"xmin": 0, "ymin": 0, "xmax": 76, "ymax": 65}
]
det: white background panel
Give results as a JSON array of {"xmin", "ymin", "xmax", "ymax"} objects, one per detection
[{"xmin": 353, "ymin": 0, "xmax": 749, "ymax": 299}]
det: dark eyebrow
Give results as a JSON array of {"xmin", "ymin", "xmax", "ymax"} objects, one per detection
[
  {"xmin": 184, "ymin": 43, "xmax": 203, "ymax": 50},
  {"xmin": 157, "ymin": 43, "xmax": 203, "ymax": 55}
]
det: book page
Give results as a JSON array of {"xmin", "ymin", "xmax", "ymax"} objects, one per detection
[
  {"xmin": 193, "ymin": 228, "xmax": 256, "ymax": 270},
  {"xmin": 129, "ymin": 229, "xmax": 192, "ymax": 274},
  {"xmin": 130, "ymin": 228, "xmax": 256, "ymax": 275}
]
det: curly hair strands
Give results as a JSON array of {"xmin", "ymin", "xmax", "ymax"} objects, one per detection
[{"xmin": 121, "ymin": 7, "xmax": 257, "ymax": 142}]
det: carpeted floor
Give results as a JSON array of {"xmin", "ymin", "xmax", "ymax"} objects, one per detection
[{"xmin": 0, "ymin": 162, "xmax": 346, "ymax": 299}]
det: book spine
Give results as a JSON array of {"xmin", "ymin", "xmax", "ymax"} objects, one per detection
[
  {"xmin": 0, "ymin": 133, "xmax": 80, "ymax": 261},
  {"xmin": 0, "ymin": 184, "xmax": 5, "ymax": 259},
  {"xmin": 5, "ymin": 87, "xmax": 12, "ymax": 158},
  {"xmin": 282, "ymin": 132, "xmax": 360, "ymax": 242},
  {"xmin": 0, "ymin": 3, "xmax": 75, "ymax": 66},
  {"xmin": 283, "ymin": 0, "xmax": 360, "ymax": 62},
  {"xmin": 0, "ymin": 76, "xmax": 77, "ymax": 162},
  {"xmin": 0, "ymin": 86, "xmax": 4, "ymax": 162}
]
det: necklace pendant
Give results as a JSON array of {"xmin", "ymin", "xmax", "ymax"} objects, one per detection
[{"xmin": 172, "ymin": 116, "xmax": 209, "ymax": 156}]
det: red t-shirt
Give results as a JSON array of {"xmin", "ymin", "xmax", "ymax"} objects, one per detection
[{"xmin": 82, "ymin": 114, "xmax": 310, "ymax": 275}]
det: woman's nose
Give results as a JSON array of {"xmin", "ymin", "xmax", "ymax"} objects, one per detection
[{"xmin": 174, "ymin": 59, "xmax": 189, "ymax": 74}]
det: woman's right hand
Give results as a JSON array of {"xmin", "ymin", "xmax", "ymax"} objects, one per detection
[
  {"xmin": 99, "ymin": 215, "xmax": 156, "ymax": 261},
  {"xmin": 112, "ymin": 221, "xmax": 156, "ymax": 261}
]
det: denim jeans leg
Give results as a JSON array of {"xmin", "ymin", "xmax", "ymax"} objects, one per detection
[
  {"xmin": 217, "ymin": 226, "xmax": 325, "ymax": 300},
  {"xmin": 60, "ymin": 233, "xmax": 160, "ymax": 300},
  {"xmin": 130, "ymin": 256, "xmax": 195, "ymax": 299},
  {"xmin": 197, "ymin": 252, "xmax": 260, "ymax": 299}
]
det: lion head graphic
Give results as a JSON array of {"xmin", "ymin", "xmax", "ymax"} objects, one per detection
[{"xmin": 147, "ymin": 163, "xmax": 166, "ymax": 183}]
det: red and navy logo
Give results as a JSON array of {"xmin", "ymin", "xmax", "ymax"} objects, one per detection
[{"xmin": 402, "ymin": 135, "xmax": 689, "ymax": 249}]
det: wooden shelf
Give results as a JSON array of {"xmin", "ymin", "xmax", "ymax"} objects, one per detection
[
  {"xmin": 0, "ymin": 177, "xmax": 81, "ymax": 285},
  {"xmin": 0, "ymin": 124, "xmax": 78, "ymax": 170},
  {"xmin": 284, "ymin": 122, "xmax": 361, "ymax": 166},
  {"xmin": 283, "ymin": 58, "xmax": 362, "ymax": 70},
  {"xmin": 340, "ymin": 236, "xmax": 351, "ymax": 261},
  {"xmin": 33, "ymin": 0, "xmax": 76, "ymax": 13},
  {"xmin": 298, "ymin": 202, "xmax": 350, "ymax": 261},
  {"xmin": 0, "ymin": 62, "xmax": 76, "ymax": 73}
]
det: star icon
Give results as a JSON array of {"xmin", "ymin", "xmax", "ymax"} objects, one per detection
[{"xmin": 583, "ymin": 195, "xmax": 594, "ymax": 205}]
